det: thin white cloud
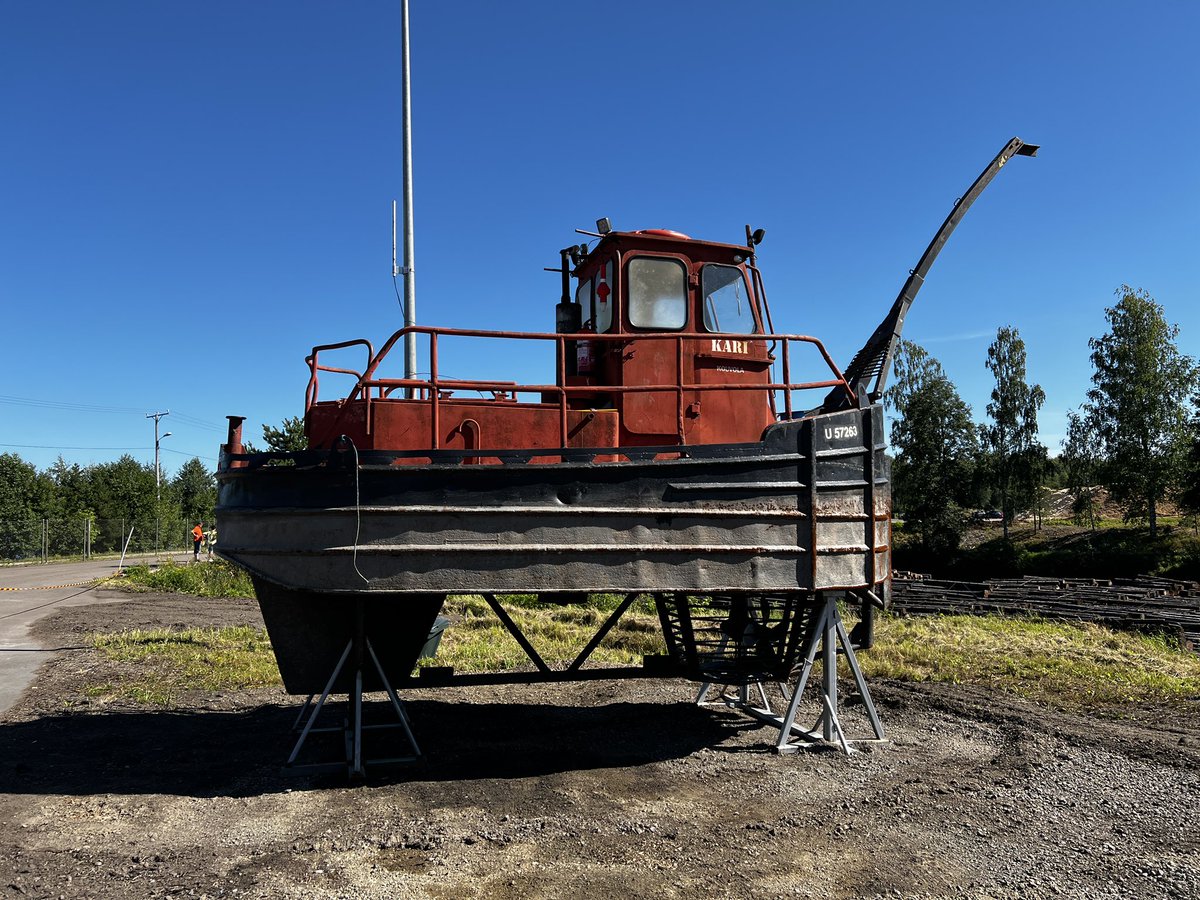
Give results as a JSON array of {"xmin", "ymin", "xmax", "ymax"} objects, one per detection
[{"xmin": 913, "ymin": 330, "xmax": 995, "ymax": 344}]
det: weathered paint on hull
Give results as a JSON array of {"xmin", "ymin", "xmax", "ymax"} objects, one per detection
[
  {"xmin": 254, "ymin": 582, "xmax": 444, "ymax": 694},
  {"xmin": 216, "ymin": 406, "xmax": 891, "ymax": 692},
  {"xmin": 218, "ymin": 408, "xmax": 889, "ymax": 594}
]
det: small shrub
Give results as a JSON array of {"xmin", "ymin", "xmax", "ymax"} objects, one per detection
[{"xmin": 120, "ymin": 560, "xmax": 254, "ymax": 599}]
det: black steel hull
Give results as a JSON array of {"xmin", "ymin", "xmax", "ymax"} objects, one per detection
[{"xmin": 216, "ymin": 405, "xmax": 891, "ymax": 693}]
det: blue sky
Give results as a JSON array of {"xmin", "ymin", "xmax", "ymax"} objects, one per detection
[{"xmin": 2, "ymin": 1, "xmax": 1197, "ymax": 475}]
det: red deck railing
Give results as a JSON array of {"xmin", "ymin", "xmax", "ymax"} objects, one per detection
[{"xmin": 305, "ymin": 326, "xmax": 854, "ymax": 449}]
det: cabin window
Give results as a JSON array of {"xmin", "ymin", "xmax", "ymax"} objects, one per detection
[
  {"xmin": 628, "ymin": 257, "xmax": 687, "ymax": 330},
  {"xmin": 701, "ymin": 264, "xmax": 758, "ymax": 334},
  {"xmin": 576, "ymin": 261, "xmax": 614, "ymax": 333},
  {"xmin": 576, "ymin": 277, "xmax": 592, "ymax": 325}
]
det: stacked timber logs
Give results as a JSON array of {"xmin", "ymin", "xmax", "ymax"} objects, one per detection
[{"xmin": 890, "ymin": 573, "xmax": 1200, "ymax": 652}]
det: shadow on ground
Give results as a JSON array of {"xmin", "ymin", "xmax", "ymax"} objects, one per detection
[{"xmin": 0, "ymin": 697, "xmax": 751, "ymax": 798}]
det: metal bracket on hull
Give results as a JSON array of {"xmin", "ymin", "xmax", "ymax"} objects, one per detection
[
  {"xmin": 287, "ymin": 601, "xmax": 422, "ymax": 777},
  {"xmin": 480, "ymin": 592, "xmax": 644, "ymax": 675},
  {"xmin": 696, "ymin": 594, "xmax": 886, "ymax": 753}
]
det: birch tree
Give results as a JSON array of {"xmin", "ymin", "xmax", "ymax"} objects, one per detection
[
  {"xmin": 983, "ymin": 326, "xmax": 1046, "ymax": 539},
  {"xmin": 1081, "ymin": 286, "xmax": 1198, "ymax": 537},
  {"xmin": 886, "ymin": 340, "xmax": 978, "ymax": 556}
]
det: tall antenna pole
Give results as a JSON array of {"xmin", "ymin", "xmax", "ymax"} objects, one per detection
[{"xmin": 400, "ymin": 0, "xmax": 417, "ymax": 382}]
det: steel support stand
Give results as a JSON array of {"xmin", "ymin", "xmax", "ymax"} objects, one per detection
[
  {"xmin": 291, "ymin": 694, "xmax": 316, "ymax": 732},
  {"xmin": 286, "ymin": 601, "xmax": 421, "ymax": 777},
  {"xmin": 703, "ymin": 594, "xmax": 885, "ymax": 754},
  {"xmin": 693, "ymin": 633, "xmax": 730, "ymax": 706}
]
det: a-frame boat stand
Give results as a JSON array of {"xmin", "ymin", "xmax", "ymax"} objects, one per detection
[
  {"xmin": 282, "ymin": 592, "xmax": 884, "ymax": 774},
  {"xmin": 696, "ymin": 593, "xmax": 886, "ymax": 753},
  {"xmin": 286, "ymin": 599, "xmax": 421, "ymax": 778}
]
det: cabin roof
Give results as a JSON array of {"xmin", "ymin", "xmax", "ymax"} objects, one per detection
[{"xmin": 576, "ymin": 229, "xmax": 754, "ymax": 275}]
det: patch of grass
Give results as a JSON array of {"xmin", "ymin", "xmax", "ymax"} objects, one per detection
[
  {"xmin": 88, "ymin": 626, "xmax": 280, "ymax": 705},
  {"xmin": 863, "ymin": 613, "xmax": 1200, "ymax": 708},
  {"xmin": 120, "ymin": 560, "xmax": 255, "ymax": 599},
  {"xmin": 477, "ymin": 592, "xmax": 660, "ymax": 616},
  {"xmin": 427, "ymin": 594, "xmax": 666, "ymax": 671},
  {"xmin": 81, "ymin": 593, "xmax": 1200, "ymax": 713},
  {"xmin": 81, "ymin": 595, "xmax": 667, "ymax": 703}
]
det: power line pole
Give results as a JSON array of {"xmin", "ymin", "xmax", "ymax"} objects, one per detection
[{"xmin": 146, "ymin": 411, "xmax": 170, "ymax": 502}]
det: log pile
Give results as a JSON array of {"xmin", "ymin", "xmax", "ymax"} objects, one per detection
[{"xmin": 890, "ymin": 573, "xmax": 1200, "ymax": 651}]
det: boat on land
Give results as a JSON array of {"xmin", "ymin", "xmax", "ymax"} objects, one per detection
[{"xmin": 215, "ymin": 137, "xmax": 1037, "ymax": 768}]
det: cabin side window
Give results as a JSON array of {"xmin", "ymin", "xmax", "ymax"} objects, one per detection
[
  {"xmin": 576, "ymin": 260, "xmax": 614, "ymax": 332},
  {"xmin": 701, "ymin": 264, "xmax": 758, "ymax": 334},
  {"xmin": 575, "ymin": 277, "xmax": 592, "ymax": 326},
  {"xmin": 628, "ymin": 257, "xmax": 687, "ymax": 330},
  {"xmin": 595, "ymin": 260, "xmax": 613, "ymax": 332}
]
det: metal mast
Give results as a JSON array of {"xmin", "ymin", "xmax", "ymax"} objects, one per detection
[{"xmin": 400, "ymin": 0, "xmax": 417, "ymax": 382}]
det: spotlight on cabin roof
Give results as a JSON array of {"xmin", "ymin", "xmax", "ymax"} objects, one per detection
[{"xmin": 596, "ymin": 216, "xmax": 612, "ymax": 235}]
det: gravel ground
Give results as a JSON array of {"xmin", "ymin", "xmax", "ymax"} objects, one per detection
[{"xmin": 1, "ymin": 591, "xmax": 1197, "ymax": 899}]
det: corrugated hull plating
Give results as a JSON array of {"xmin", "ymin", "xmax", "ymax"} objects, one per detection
[{"xmin": 217, "ymin": 406, "xmax": 890, "ymax": 597}]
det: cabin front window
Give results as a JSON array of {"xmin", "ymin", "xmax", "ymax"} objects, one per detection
[
  {"xmin": 701, "ymin": 264, "xmax": 758, "ymax": 334},
  {"xmin": 628, "ymin": 257, "xmax": 687, "ymax": 330}
]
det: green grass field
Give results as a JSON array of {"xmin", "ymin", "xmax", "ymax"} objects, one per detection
[
  {"xmin": 859, "ymin": 613, "xmax": 1200, "ymax": 707},
  {"xmin": 87, "ymin": 625, "xmax": 278, "ymax": 705},
  {"xmin": 86, "ymin": 568, "xmax": 1200, "ymax": 710}
]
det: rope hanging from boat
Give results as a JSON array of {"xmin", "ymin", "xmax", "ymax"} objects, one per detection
[{"xmin": 338, "ymin": 434, "xmax": 371, "ymax": 585}]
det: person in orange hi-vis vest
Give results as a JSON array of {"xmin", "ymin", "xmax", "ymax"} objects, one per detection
[{"xmin": 192, "ymin": 523, "xmax": 204, "ymax": 560}]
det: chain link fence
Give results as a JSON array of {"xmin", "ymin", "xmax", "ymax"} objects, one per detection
[{"xmin": 0, "ymin": 516, "xmax": 193, "ymax": 563}]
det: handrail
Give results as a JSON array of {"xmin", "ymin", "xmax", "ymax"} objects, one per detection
[
  {"xmin": 305, "ymin": 338, "xmax": 374, "ymax": 413},
  {"xmin": 305, "ymin": 325, "xmax": 854, "ymax": 447}
]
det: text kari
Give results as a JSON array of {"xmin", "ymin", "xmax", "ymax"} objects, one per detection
[{"xmin": 711, "ymin": 339, "xmax": 751, "ymax": 354}]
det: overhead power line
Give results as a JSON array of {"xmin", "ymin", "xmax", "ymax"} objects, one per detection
[
  {"xmin": 0, "ymin": 442, "xmax": 217, "ymax": 462},
  {"xmin": 0, "ymin": 442, "xmax": 152, "ymax": 450},
  {"xmin": 170, "ymin": 413, "xmax": 224, "ymax": 432},
  {"xmin": 0, "ymin": 395, "xmax": 145, "ymax": 414},
  {"xmin": 0, "ymin": 395, "xmax": 224, "ymax": 432},
  {"xmin": 161, "ymin": 446, "xmax": 219, "ymax": 462}
]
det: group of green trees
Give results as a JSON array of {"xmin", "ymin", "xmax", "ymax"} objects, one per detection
[
  {"xmin": 888, "ymin": 285, "xmax": 1200, "ymax": 555},
  {"xmin": 4, "ymin": 287, "xmax": 1195, "ymax": 563},
  {"xmin": 0, "ymin": 417, "xmax": 304, "ymax": 561},
  {"xmin": 0, "ymin": 453, "xmax": 216, "ymax": 559}
]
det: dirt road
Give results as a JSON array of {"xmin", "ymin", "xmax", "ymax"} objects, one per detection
[
  {"xmin": 1, "ymin": 591, "xmax": 1197, "ymax": 899},
  {"xmin": 0, "ymin": 556, "xmax": 190, "ymax": 713}
]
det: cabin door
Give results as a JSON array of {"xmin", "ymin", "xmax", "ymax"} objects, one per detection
[
  {"xmin": 621, "ymin": 256, "xmax": 689, "ymax": 439},
  {"xmin": 622, "ymin": 337, "xmax": 681, "ymax": 438},
  {"xmin": 690, "ymin": 336, "xmax": 774, "ymax": 443}
]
